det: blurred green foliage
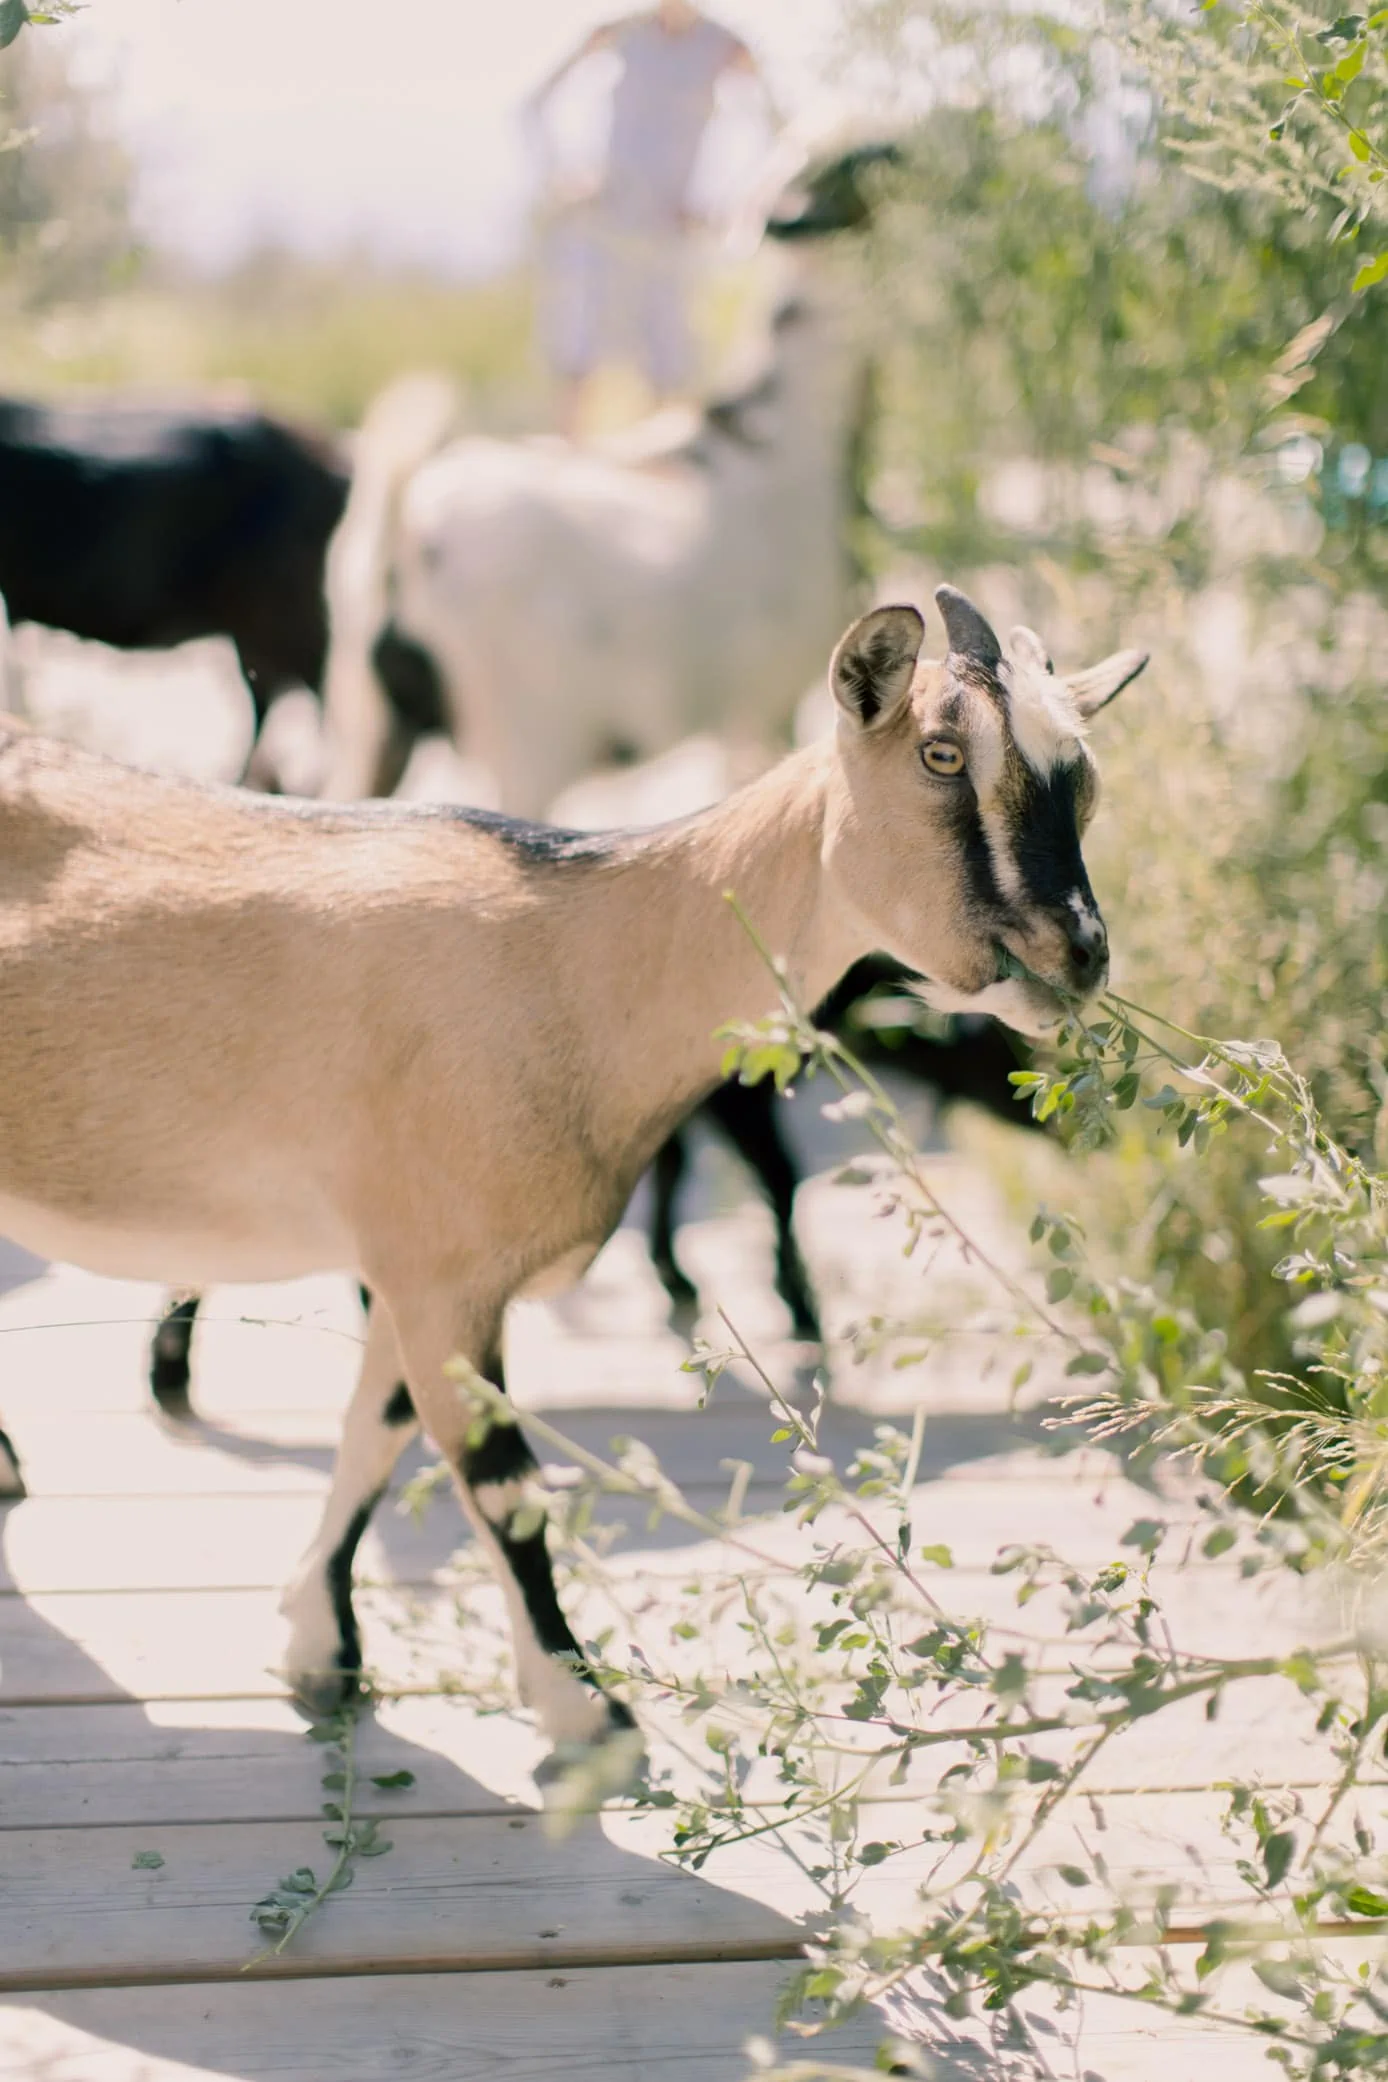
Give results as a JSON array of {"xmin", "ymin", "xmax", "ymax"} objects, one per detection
[
  {"xmin": 0, "ymin": 31, "xmax": 137, "ymax": 307},
  {"xmin": 851, "ymin": 1, "xmax": 1388, "ymax": 1402},
  {"xmin": 857, "ymin": 3, "xmax": 1388, "ymax": 583}
]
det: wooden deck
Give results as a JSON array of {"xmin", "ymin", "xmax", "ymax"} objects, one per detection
[{"xmin": 0, "ymin": 1145, "xmax": 1361, "ymax": 2081}]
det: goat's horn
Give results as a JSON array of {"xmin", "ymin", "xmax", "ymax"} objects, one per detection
[{"xmin": 934, "ymin": 585, "xmax": 1001, "ymax": 670}]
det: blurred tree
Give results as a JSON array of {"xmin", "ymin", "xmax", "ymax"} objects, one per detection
[
  {"xmin": 853, "ymin": 1, "xmax": 1388, "ymax": 584},
  {"xmin": 0, "ymin": 20, "xmax": 137, "ymax": 309}
]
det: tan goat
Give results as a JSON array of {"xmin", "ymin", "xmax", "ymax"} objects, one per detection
[{"xmin": 0, "ymin": 588, "xmax": 1145, "ymax": 1742}]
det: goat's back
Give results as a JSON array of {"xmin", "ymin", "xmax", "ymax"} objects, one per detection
[{"xmin": 0, "ymin": 726, "xmax": 610, "ymax": 1283}]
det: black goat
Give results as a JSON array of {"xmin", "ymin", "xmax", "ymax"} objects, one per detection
[
  {"xmin": 647, "ymin": 957, "xmax": 1036, "ymax": 1342},
  {"xmin": 0, "ymin": 394, "xmax": 348, "ymax": 769}
]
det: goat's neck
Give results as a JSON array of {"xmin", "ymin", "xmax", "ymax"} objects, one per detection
[{"xmin": 579, "ymin": 744, "xmax": 864, "ymax": 1160}]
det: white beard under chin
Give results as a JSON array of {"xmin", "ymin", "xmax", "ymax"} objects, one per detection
[{"xmin": 919, "ymin": 973, "xmax": 1068, "ymax": 1041}]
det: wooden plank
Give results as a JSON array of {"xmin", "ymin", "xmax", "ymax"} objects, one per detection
[
  {"xmin": 0, "ymin": 1965, "xmax": 1323, "ymax": 2082},
  {"xmin": 0, "ymin": 1813, "xmax": 808, "ymax": 1988},
  {"xmin": 0, "ymin": 1962, "xmax": 884, "ymax": 2081},
  {"xmin": 1, "ymin": 1686, "xmax": 1372, "ymax": 1833},
  {"xmin": 0, "ymin": 1270, "xmax": 362, "ymax": 1422},
  {"xmin": 0, "ymin": 1791, "xmax": 1359, "ymax": 1992},
  {"xmin": 0, "ymin": 1519, "xmax": 1320, "ymax": 1707},
  {"xmin": 0, "ymin": 1470, "xmax": 1195, "ymax": 1594},
  {"xmin": 0, "ymin": 1698, "xmax": 544, "ymax": 1828},
  {"xmin": 1, "ymin": 1401, "xmax": 1088, "ymax": 1499},
  {"xmin": 0, "ymin": 1585, "xmax": 453, "ymax": 1705}
]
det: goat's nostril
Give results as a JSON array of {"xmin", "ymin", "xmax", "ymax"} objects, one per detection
[{"xmin": 1066, "ymin": 919, "xmax": 1108, "ymax": 980}]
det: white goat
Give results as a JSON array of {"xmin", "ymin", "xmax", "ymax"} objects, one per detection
[
  {"xmin": 0, "ymin": 588, "xmax": 1145, "ymax": 1742},
  {"xmin": 319, "ymin": 184, "xmax": 878, "ymax": 816}
]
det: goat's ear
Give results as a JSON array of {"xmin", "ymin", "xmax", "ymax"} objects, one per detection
[
  {"xmin": 1008, "ymin": 625, "xmax": 1053, "ymax": 675},
  {"xmin": 829, "ymin": 605, "xmax": 924, "ymax": 731},
  {"xmin": 1064, "ymin": 648, "xmax": 1150, "ymax": 718}
]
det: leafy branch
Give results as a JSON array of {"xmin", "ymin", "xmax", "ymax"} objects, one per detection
[{"xmin": 246, "ymin": 1702, "xmax": 413, "ymax": 1962}]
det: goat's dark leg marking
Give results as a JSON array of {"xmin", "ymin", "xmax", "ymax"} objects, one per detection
[
  {"xmin": 149, "ymin": 1293, "xmax": 201, "ymax": 1415},
  {"xmin": 383, "ymin": 1381, "xmax": 415, "ymax": 1426},
  {"xmin": 280, "ymin": 1304, "xmax": 419, "ymax": 1715},
  {"xmin": 324, "ymin": 1489, "xmax": 384, "ymax": 1686},
  {"xmin": 649, "ymin": 1127, "xmax": 697, "ymax": 1311},
  {"xmin": 462, "ymin": 1351, "xmax": 634, "ymax": 1734},
  {"xmin": 704, "ymin": 1079, "xmax": 822, "ymax": 1342},
  {"xmin": 0, "ymin": 1421, "xmax": 24, "ymax": 1499}
]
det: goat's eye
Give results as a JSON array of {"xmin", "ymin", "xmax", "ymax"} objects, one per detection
[{"xmin": 921, "ymin": 740, "xmax": 965, "ymax": 777}]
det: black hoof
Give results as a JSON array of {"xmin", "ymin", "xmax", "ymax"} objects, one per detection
[
  {"xmin": 777, "ymin": 1260, "xmax": 823, "ymax": 1345},
  {"xmin": 534, "ymin": 1698, "xmax": 646, "ymax": 1804},
  {"xmin": 289, "ymin": 1661, "xmax": 366, "ymax": 1725},
  {"xmin": 149, "ymin": 1367, "xmax": 194, "ymax": 1419},
  {"xmin": 654, "ymin": 1255, "xmax": 698, "ymax": 1312}
]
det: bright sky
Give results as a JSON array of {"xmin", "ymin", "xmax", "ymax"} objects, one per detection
[{"xmin": 63, "ymin": 0, "xmax": 856, "ymax": 276}]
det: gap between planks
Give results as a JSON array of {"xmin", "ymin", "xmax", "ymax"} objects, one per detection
[
  {"xmin": 7, "ymin": 1919, "xmax": 1382, "ymax": 2000},
  {"xmin": 0, "ymin": 1936, "xmax": 809, "ymax": 1998}
]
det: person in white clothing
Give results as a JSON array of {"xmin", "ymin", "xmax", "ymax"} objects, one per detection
[{"xmin": 526, "ymin": 2, "xmax": 773, "ymax": 433}]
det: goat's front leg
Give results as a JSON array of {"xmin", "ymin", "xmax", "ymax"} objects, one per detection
[
  {"xmin": 394, "ymin": 1290, "xmax": 634, "ymax": 1750},
  {"xmin": 704, "ymin": 1078, "xmax": 822, "ymax": 1343},
  {"xmin": 280, "ymin": 1299, "xmax": 419, "ymax": 1717},
  {"xmin": 649, "ymin": 1125, "xmax": 698, "ymax": 1315}
]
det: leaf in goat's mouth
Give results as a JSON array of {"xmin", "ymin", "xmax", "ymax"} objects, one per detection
[{"xmin": 994, "ymin": 945, "xmax": 1033, "ymax": 984}]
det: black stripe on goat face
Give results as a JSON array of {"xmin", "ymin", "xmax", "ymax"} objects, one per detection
[
  {"xmin": 991, "ymin": 720, "xmax": 1108, "ymax": 995},
  {"xmin": 1007, "ymin": 756, "xmax": 1093, "ymax": 913}
]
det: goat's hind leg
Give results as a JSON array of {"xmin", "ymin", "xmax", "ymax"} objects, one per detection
[
  {"xmin": 280, "ymin": 1300, "xmax": 420, "ymax": 1718},
  {"xmin": 394, "ymin": 1292, "xmax": 634, "ymax": 1750},
  {"xmin": 0, "ymin": 1416, "xmax": 23, "ymax": 1498},
  {"xmin": 149, "ymin": 1293, "xmax": 201, "ymax": 1416}
]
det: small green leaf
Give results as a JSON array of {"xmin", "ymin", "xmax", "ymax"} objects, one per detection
[
  {"xmin": 1344, "ymin": 1884, "xmax": 1388, "ymax": 1917},
  {"xmin": 1353, "ymin": 251, "xmax": 1388, "ymax": 291},
  {"xmin": 1262, "ymin": 1830, "xmax": 1296, "ymax": 1888},
  {"xmin": 858, "ymin": 1841, "xmax": 891, "ymax": 1865},
  {"xmin": 803, "ymin": 1969, "xmax": 843, "ymax": 1999},
  {"xmin": 1253, "ymin": 1957, "xmax": 1304, "ymax": 2001},
  {"xmin": 370, "ymin": 1770, "xmax": 416, "ymax": 1790},
  {"xmin": 0, "ymin": 1, "xmax": 30, "ymax": 50},
  {"xmin": 508, "ymin": 1502, "xmax": 548, "ymax": 1543},
  {"xmin": 918, "ymin": 1543, "xmax": 954, "ymax": 1568},
  {"xmin": 357, "ymin": 1837, "xmax": 394, "ymax": 1857},
  {"xmin": 131, "ymin": 1850, "xmax": 164, "ymax": 1870},
  {"xmin": 1057, "ymin": 1863, "xmax": 1090, "ymax": 1887},
  {"xmin": 1046, "ymin": 1267, "xmax": 1074, "ymax": 1304},
  {"xmin": 1203, "ymin": 1526, "xmax": 1237, "ymax": 1559}
]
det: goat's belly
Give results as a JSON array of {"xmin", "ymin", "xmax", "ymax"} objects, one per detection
[
  {"xmin": 515, "ymin": 1242, "xmax": 602, "ymax": 1302},
  {"xmin": 0, "ymin": 1191, "xmax": 353, "ymax": 1288}
]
